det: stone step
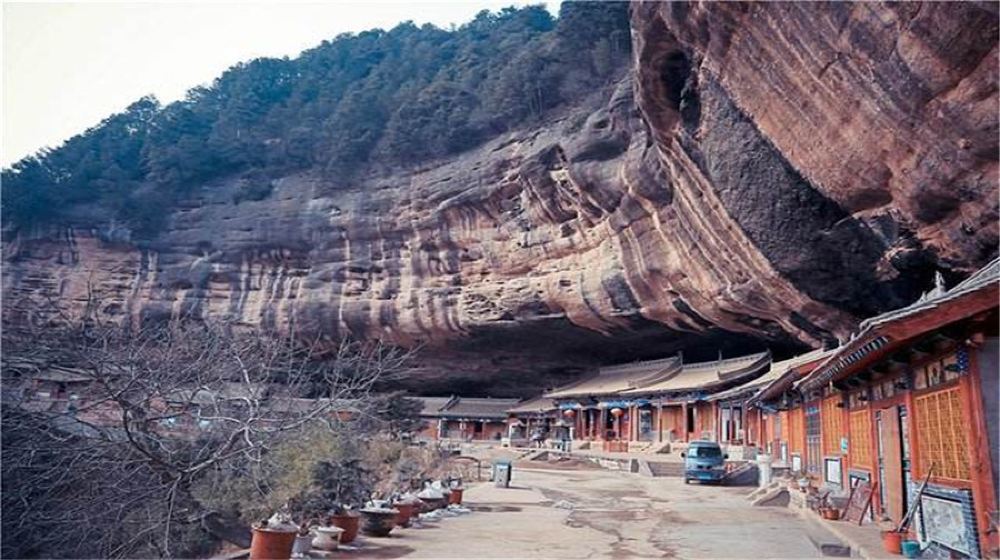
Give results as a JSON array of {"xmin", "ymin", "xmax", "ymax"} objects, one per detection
[
  {"xmin": 645, "ymin": 461, "xmax": 684, "ymax": 477},
  {"xmin": 803, "ymin": 517, "xmax": 852, "ymax": 557}
]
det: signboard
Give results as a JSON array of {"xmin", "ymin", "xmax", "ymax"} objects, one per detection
[
  {"xmin": 843, "ymin": 480, "xmax": 876, "ymax": 525},
  {"xmin": 914, "ymin": 483, "xmax": 981, "ymax": 559},
  {"xmin": 824, "ymin": 458, "xmax": 842, "ymax": 486}
]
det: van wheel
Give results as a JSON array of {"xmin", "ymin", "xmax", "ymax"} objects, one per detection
[{"xmin": 684, "ymin": 478, "xmax": 689, "ymax": 484}]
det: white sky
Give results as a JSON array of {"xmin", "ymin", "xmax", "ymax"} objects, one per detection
[{"xmin": 2, "ymin": 1, "xmax": 560, "ymax": 167}]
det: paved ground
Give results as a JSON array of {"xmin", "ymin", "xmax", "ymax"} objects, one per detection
[{"xmin": 339, "ymin": 464, "xmax": 829, "ymax": 559}]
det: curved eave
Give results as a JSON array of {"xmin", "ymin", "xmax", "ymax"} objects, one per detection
[{"xmin": 800, "ymin": 283, "xmax": 998, "ymax": 392}]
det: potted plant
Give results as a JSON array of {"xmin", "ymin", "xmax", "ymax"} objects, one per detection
[
  {"xmin": 329, "ymin": 506, "xmax": 361, "ymax": 545},
  {"xmin": 392, "ymin": 493, "xmax": 419, "ymax": 527},
  {"xmin": 249, "ymin": 512, "xmax": 299, "ymax": 560},
  {"xmin": 816, "ymin": 495, "xmax": 841, "ymax": 520},
  {"xmin": 447, "ymin": 478, "xmax": 464, "ymax": 505},
  {"xmin": 360, "ymin": 500, "xmax": 400, "ymax": 537},
  {"xmin": 416, "ymin": 480, "xmax": 448, "ymax": 511},
  {"xmin": 302, "ymin": 457, "xmax": 373, "ymax": 545}
]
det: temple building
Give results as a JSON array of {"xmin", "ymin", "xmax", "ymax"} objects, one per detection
[
  {"xmin": 505, "ymin": 396, "xmax": 561, "ymax": 445},
  {"xmin": 413, "ymin": 396, "xmax": 519, "ymax": 442},
  {"xmin": 709, "ymin": 349, "xmax": 834, "ymax": 457},
  {"xmin": 544, "ymin": 351, "xmax": 771, "ymax": 452},
  {"xmin": 755, "ymin": 259, "xmax": 998, "ymax": 558}
]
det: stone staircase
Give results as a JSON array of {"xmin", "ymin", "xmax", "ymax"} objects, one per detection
[
  {"xmin": 640, "ymin": 460, "xmax": 684, "ymax": 477},
  {"xmin": 627, "ymin": 441, "xmax": 656, "ymax": 453}
]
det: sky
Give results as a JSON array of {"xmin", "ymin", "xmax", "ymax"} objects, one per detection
[{"xmin": 2, "ymin": 0, "xmax": 560, "ymax": 167}]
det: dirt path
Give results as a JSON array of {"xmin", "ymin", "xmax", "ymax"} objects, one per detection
[{"xmin": 331, "ymin": 466, "xmax": 824, "ymax": 559}]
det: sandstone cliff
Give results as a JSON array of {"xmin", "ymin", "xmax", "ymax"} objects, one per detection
[{"xmin": 4, "ymin": 2, "xmax": 997, "ymax": 395}]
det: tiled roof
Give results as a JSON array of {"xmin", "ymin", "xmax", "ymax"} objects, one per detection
[
  {"xmin": 620, "ymin": 351, "xmax": 771, "ymax": 396},
  {"xmin": 413, "ymin": 396, "xmax": 456, "ymax": 417},
  {"xmin": 544, "ymin": 356, "xmax": 681, "ymax": 398},
  {"xmin": 412, "ymin": 396, "xmax": 519, "ymax": 419},
  {"xmin": 800, "ymin": 258, "xmax": 999, "ymax": 392},
  {"xmin": 720, "ymin": 348, "xmax": 834, "ymax": 403},
  {"xmin": 507, "ymin": 395, "xmax": 558, "ymax": 414},
  {"xmin": 439, "ymin": 397, "xmax": 520, "ymax": 420},
  {"xmin": 860, "ymin": 258, "xmax": 999, "ymax": 329}
]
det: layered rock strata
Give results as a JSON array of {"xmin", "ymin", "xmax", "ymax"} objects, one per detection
[{"xmin": 3, "ymin": 2, "xmax": 996, "ymax": 394}]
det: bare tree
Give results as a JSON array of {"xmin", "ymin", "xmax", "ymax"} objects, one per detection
[{"xmin": 2, "ymin": 319, "xmax": 412, "ymax": 559}]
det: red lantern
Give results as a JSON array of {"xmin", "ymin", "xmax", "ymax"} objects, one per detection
[
  {"xmin": 563, "ymin": 409, "xmax": 576, "ymax": 417},
  {"xmin": 610, "ymin": 407, "xmax": 624, "ymax": 417}
]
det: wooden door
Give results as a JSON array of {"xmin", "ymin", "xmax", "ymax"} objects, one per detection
[{"xmin": 878, "ymin": 405, "xmax": 904, "ymax": 522}]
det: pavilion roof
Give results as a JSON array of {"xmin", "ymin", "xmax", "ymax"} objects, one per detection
[
  {"xmin": 799, "ymin": 257, "xmax": 999, "ymax": 392},
  {"xmin": 543, "ymin": 355, "xmax": 681, "ymax": 399},
  {"xmin": 412, "ymin": 396, "xmax": 519, "ymax": 420},
  {"xmin": 620, "ymin": 351, "xmax": 771, "ymax": 397},
  {"xmin": 412, "ymin": 396, "xmax": 458, "ymax": 417},
  {"xmin": 507, "ymin": 395, "xmax": 558, "ymax": 415},
  {"xmin": 438, "ymin": 397, "xmax": 521, "ymax": 420},
  {"xmin": 723, "ymin": 348, "xmax": 834, "ymax": 404}
]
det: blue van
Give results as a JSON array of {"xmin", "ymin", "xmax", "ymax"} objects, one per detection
[{"xmin": 681, "ymin": 440, "xmax": 728, "ymax": 484}]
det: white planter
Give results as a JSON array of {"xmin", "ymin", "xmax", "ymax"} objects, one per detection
[
  {"xmin": 292, "ymin": 534, "xmax": 313, "ymax": 556},
  {"xmin": 311, "ymin": 525, "xmax": 344, "ymax": 551}
]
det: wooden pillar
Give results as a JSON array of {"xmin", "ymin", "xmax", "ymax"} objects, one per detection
[
  {"xmin": 716, "ymin": 404, "xmax": 723, "ymax": 442},
  {"xmin": 682, "ymin": 402, "xmax": 689, "ymax": 442},
  {"xmin": 629, "ymin": 405, "xmax": 637, "ymax": 441},
  {"xmin": 961, "ymin": 349, "xmax": 998, "ymax": 555},
  {"xmin": 657, "ymin": 403, "xmax": 664, "ymax": 442}
]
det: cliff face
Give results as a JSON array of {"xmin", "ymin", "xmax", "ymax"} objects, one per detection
[{"xmin": 4, "ymin": 2, "xmax": 997, "ymax": 395}]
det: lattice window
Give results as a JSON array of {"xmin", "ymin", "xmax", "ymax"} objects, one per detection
[
  {"xmin": 806, "ymin": 405, "xmax": 821, "ymax": 475},
  {"xmin": 914, "ymin": 386, "xmax": 971, "ymax": 482},
  {"xmin": 821, "ymin": 396, "xmax": 845, "ymax": 456},
  {"xmin": 849, "ymin": 409, "xmax": 873, "ymax": 468}
]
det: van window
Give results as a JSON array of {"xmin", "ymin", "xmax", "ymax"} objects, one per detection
[{"xmin": 688, "ymin": 445, "xmax": 721, "ymax": 458}]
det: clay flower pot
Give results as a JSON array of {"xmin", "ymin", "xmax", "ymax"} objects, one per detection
[
  {"xmin": 311, "ymin": 525, "xmax": 344, "ymax": 552},
  {"xmin": 881, "ymin": 530, "xmax": 906, "ymax": 555},
  {"xmin": 820, "ymin": 507, "xmax": 841, "ymax": 521},
  {"xmin": 448, "ymin": 488, "xmax": 464, "ymax": 505},
  {"xmin": 329, "ymin": 512, "xmax": 360, "ymax": 544},
  {"xmin": 249, "ymin": 526, "xmax": 298, "ymax": 560},
  {"xmin": 360, "ymin": 507, "xmax": 399, "ymax": 537},
  {"xmin": 393, "ymin": 502, "xmax": 416, "ymax": 527},
  {"xmin": 410, "ymin": 499, "xmax": 424, "ymax": 518}
]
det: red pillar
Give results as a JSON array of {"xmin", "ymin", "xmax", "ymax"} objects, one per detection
[
  {"xmin": 657, "ymin": 404, "xmax": 664, "ymax": 442},
  {"xmin": 681, "ymin": 402, "xmax": 689, "ymax": 442}
]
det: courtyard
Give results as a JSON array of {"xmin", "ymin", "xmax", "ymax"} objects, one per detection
[{"xmin": 351, "ymin": 461, "xmax": 835, "ymax": 559}]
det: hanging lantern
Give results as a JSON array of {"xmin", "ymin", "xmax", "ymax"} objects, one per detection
[
  {"xmin": 610, "ymin": 407, "xmax": 624, "ymax": 417},
  {"xmin": 563, "ymin": 409, "xmax": 576, "ymax": 417}
]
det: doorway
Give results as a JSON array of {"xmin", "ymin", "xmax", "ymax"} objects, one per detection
[{"xmin": 876, "ymin": 405, "xmax": 909, "ymax": 523}]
